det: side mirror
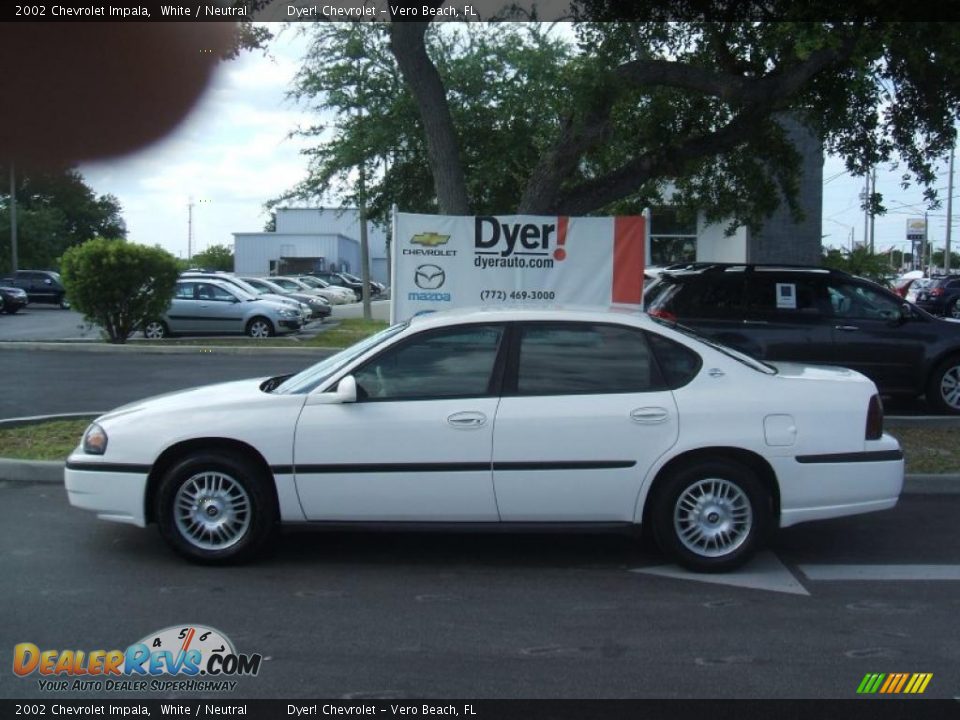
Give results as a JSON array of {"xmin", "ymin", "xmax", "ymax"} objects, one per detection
[{"xmin": 308, "ymin": 375, "xmax": 357, "ymax": 405}]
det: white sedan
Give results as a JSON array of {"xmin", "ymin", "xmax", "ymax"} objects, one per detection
[{"xmin": 65, "ymin": 308, "xmax": 903, "ymax": 572}]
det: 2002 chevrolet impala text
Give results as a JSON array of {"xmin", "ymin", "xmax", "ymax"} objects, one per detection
[{"xmin": 65, "ymin": 307, "xmax": 904, "ymax": 572}]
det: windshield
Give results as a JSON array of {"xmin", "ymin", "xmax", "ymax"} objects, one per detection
[
  {"xmin": 272, "ymin": 322, "xmax": 410, "ymax": 394},
  {"xmin": 299, "ymin": 276, "xmax": 323, "ymax": 288},
  {"xmin": 650, "ymin": 315, "xmax": 777, "ymax": 375}
]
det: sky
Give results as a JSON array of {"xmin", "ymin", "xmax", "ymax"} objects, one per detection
[
  {"xmin": 80, "ymin": 25, "xmax": 959, "ymax": 266},
  {"xmin": 81, "ymin": 27, "xmax": 316, "ymax": 260}
]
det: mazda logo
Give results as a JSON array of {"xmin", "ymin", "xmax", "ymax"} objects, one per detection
[{"xmin": 415, "ymin": 264, "xmax": 446, "ymax": 290}]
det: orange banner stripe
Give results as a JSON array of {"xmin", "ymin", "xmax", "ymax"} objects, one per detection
[{"xmin": 893, "ymin": 673, "xmax": 910, "ymax": 693}]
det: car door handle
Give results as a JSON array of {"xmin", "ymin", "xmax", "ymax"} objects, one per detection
[
  {"xmin": 630, "ymin": 407, "xmax": 669, "ymax": 424},
  {"xmin": 834, "ymin": 325, "xmax": 859, "ymax": 332},
  {"xmin": 447, "ymin": 411, "xmax": 487, "ymax": 429}
]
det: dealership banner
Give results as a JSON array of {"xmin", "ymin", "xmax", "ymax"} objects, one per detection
[{"xmin": 390, "ymin": 210, "xmax": 646, "ymax": 323}]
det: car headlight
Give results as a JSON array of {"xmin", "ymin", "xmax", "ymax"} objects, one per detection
[
  {"xmin": 279, "ymin": 308, "xmax": 298, "ymax": 318},
  {"xmin": 82, "ymin": 423, "xmax": 108, "ymax": 455}
]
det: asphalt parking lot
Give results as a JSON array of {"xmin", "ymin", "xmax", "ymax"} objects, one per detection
[
  {"xmin": 0, "ymin": 300, "xmax": 389, "ymax": 343},
  {"xmin": 1, "ymin": 482, "xmax": 958, "ymax": 700}
]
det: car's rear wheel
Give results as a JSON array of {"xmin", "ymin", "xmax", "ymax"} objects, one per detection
[
  {"xmin": 246, "ymin": 316, "xmax": 274, "ymax": 338},
  {"xmin": 927, "ymin": 355, "xmax": 960, "ymax": 415},
  {"xmin": 651, "ymin": 459, "xmax": 770, "ymax": 573},
  {"xmin": 59, "ymin": 296, "xmax": 70, "ymax": 309},
  {"xmin": 4, "ymin": 306, "xmax": 18, "ymax": 314},
  {"xmin": 143, "ymin": 320, "xmax": 168, "ymax": 339},
  {"xmin": 156, "ymin": 452, "xmax": 276, "ymax": 564},
  {"xmin": 949, "ymin": 299, "xmax": 960, "ymax": 321}
]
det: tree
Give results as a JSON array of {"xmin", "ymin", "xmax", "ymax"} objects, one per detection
[
  {"xmin": 282, "ymin": 15, "xmax": 960, "ymax": 234},
  {"xmin": 60, "ymin": 238, "xmax": 179, "ymax": 344},
  {"xmin": 190, "ymin": 243, "xmax": 234, "ymax": 272},
  {"xmin": 0, "ymin": 167, "xmax": 126, "ymax": 273},
  {"xmin": 822, "ymin": 246, "xmax": 895, "ymax": 283}
]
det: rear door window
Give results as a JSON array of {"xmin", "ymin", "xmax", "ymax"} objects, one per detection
[{"xmin": 744, "ymin": 273, "xmax": 829, "ymax": 321}]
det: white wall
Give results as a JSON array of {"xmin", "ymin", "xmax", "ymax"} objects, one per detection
[{"xmin": 696, "ymin": 214, "xmax": 748, "ymax": 263}]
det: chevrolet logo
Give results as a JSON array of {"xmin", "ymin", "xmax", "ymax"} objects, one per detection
[
  {"xmin": 415, "ymin": 264, "xmax": 446, "ymax": 290},
  {"xmin": 411, "ymin": 233, "xmax": 450, "ymax": 247}
]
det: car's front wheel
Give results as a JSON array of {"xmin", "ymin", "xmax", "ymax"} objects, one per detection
[
  {"xmin": 246, "ymin": 316, "xmax": 274, "ymax": 338},
  {"xmin": 143, "ymin": 320, "xmax": 168, "ymax": 339},
  {"xmin": 927, "ymin": 355, "xmax": 960, "ymax": 415},
  {"xmin": 59, "ymin": 296, "xmax": 71, "ymax": 309},
  {"xmin": 651, "ymin": 459, "xmax": 771, "ymax": 573},
  {"xmin": 155, "ymin": 452, "xmax": 276, "ymax": 564}
]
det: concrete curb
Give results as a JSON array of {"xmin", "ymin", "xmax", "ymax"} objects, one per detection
[
  {"xmin": 0, "ymin": 342, "xmax": 340, "ymax": 355},
  {"xmin": 3, "ymin": 457, "xmax": 959, "ymax": 494}
]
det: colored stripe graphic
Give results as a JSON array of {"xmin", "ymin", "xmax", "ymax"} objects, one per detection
[
  {"xmin": 612, "ymin": 216, "xmax": 645, "ymax": 304},
  {"xmin": 857, "ymin": 672, "xmax": 932, "ymax": 694}
]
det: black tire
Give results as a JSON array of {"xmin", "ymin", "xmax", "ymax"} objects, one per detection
[
  {"xmin": 59, "ymin": 295, "xmax": 71, "ymax": 309},
  {"xmin": 926, "ymin": 355, "xmax": 960, "ymax": 415},
  {"xmin": 142, "ymin": 320, "xmax": 169, "ymax": 340},
  {"xmin": 5, "ymin": 307, "xmax": 18, "ymax": 315},
  {"xmin": 155, "ymin": 452, "xmax": 276, "ymax": 564},
  {"xmin": 949, "ymin": 299, "xmax": 960, "ymax": 321},
  {"xmin": 246, "ymin": 316, "xmax": 274, "ymax": 338},
  {"xmin": 651, "ymin": 459, "xmax": 771, "ymax": 573}
]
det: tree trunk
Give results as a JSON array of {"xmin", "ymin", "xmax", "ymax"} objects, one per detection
[{"xmin": 389, "ymin": 21, "xmax": 470, "ymax": 215}]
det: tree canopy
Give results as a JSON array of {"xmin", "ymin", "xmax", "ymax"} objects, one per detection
[
  {"xmin": 0, "ymin": 167, "xmax": 126, "ymax": 273},
  {"xmin": 271, "ymin": 16, "xmax": 960, "ymax": 233},
  {"xmin": 190, "ymin": 243, "xmax": 235, "ymax": 272}
]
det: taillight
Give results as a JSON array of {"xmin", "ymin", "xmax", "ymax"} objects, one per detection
[
  {"xmin": 930, "ymin": 287, "xmax": 944, "ymax": 297},
  {"xmin": 648, "ymin": 308, "xmax": 677, "ymax": 323},
  {"xmin": 866, "ymin": 394, "xmax": 883, "ymax": 440}
]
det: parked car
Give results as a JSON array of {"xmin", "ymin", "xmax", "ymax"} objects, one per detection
[
  {"xmin": 643, "ymin": 263, "xmax": 960, "ymax": 414},
  {"xmin": 180, "ymin": 272, "xmax": 312, "ymax": 323},
  {"xmin": 0, "ymin": 270, "xmax": 69, "ymax": 308},
  {"xmin": 311, "ymin": 271, "xmax": 383, "ymax": 301},
  {"xmin": 339, "ymin": 271, "xmax": 386, "ymax": 298},
  {"xmin": 266, "ymin": 276, "xmax": 349, "ymax": 308},
  {"xmin": 289, "ymin": 275, "xmax": 356, "ymax": 305},
  {"xmin": 141, "ymin": 278, "xmax": 302, "ymax": 339},
  {"xmin": 905, "ymin": 277, "xmax": 932, "ymax": 304},
  {"xmin": 913, "ymin": 275, "xmax": 960, "ymax": 318},
  {"xmin": 238, "ymin": 276, "xmax": 331, "ymax": 321},
  {"xmin": 66, "ymin": 307, "xmax": 902, "ymax": 572},
  {"xmin": 0, "ymin": 285, "xmax": 29, "ymax": 314}
]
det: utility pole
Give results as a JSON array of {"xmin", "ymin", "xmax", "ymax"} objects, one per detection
[
  {"xmin": 863, "ymin": 171, "xmax": 869, "ymax": 250},
  {"xmin": 869, "ymin": 168, "xmax": 876, "ymax": 254},
  {"xmin": 187, "ymin": 196, "xmax": 194, "ymax": 264},
  {"xmin": 9, "ymin": 162, "xmax": 17, "ymax": 273},
  {"xmin": 947, "ymin": 145, "xmax": 954, "ymax": 273}
]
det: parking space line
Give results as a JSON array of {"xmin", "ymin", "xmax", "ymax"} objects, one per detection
[{"xmin": 799, "ymin": 564, "xmax": 960, "ymax": 581}]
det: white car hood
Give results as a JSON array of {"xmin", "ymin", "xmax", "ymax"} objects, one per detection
[{"xmin": 97, "ymin": 377, "xmax": 272, "ymax": 422}]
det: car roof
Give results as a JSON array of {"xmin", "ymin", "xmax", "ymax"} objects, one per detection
[
  {"xmin": 664, "ymin": 262, "xmax": 853, "ymax": 276},
  {"xmin": 404, "ymin": 305, "xmax": 652, "ymax": 330}
]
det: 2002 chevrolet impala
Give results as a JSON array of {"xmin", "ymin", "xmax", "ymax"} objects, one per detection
[{"xmin": 65, "ymin": 307, "xmax": 904, "ymax": 572}]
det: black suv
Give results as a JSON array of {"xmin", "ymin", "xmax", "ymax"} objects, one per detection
[
  {"xmin": 913, "ymin": 275, "xmax": 960, "ymax": 318},
  {"xmin": 643, "ymin": 263, "xmax": 960, "ymax": 414},
  {"xmin": 0, "ymin": 270, "xmax": 70, "ymax": 308}
]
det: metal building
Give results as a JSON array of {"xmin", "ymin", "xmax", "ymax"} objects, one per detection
[{"xmin": 233, "ymin": 208, "xmax": 390, "ymax": 284}]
